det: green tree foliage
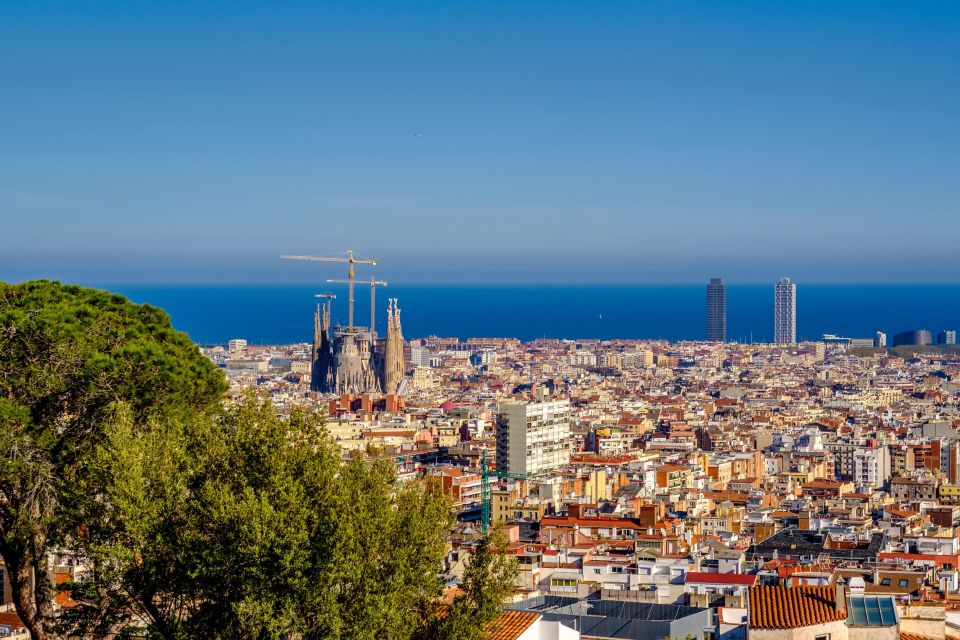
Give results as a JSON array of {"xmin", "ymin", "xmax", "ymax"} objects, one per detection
[
  {"xmin": 421, "ymin": 528, "xmax": 519, "ymax": 640},
  {"xmin": 0, "ymin": 280, "xmax": 227, "ymax": 640},
  {"xmin": 84, "ymin": 395, "xmax": 455, "ymax": 639},
  {"xmin": 0, "ymin": 281, "xmax": 518, "ymax": 640}
]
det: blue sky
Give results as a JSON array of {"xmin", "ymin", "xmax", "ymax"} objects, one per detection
[{"xmin": 2, "ymin": 1, "xmax": 958, "ymax": 283}]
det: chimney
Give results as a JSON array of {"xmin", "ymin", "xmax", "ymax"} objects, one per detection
[{"xmin": 834, "ymin": 576, "xmax": 847, "ymax": 612}]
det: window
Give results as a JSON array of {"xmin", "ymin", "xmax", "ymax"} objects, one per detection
[
  {"xmin": 899, "ymin": 579, "xmax": 909, "ymax": 587},
  {"xmin": 814, "ymin": 635, "xmax": 829, "ymax": 640},
  {"xmin": 881, "ymin": 578, "xmax": 891, "ymax": 586}
]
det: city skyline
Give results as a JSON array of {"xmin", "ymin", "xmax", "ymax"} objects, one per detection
[
  {"xmin": 4, "ymin": 3, "xmax": 960, "ymax": 639},
  {"xmin": 3, "ymin": 1, "xmax": 960, "ymax": 284}
]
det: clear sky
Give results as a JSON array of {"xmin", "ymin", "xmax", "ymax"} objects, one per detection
[{"xmin": 2, "ymin": 1, "xmax": 958, "ymax": 284}]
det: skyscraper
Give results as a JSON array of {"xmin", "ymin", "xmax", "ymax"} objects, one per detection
[
  {"xmin": 774, "ymin": 277, "xmax": 796, "ymax": 345},
  {"xmin": 706, "ymin": 277, "xmax": 726, "ymax": 342}
]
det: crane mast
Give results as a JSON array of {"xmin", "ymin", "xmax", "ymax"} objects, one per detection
[
  {"xmin": 281, "ymin": 250, "xmax": 378, "ymax": 329},
  {"xmin": 479, "ymin": 449, "xmax": 527, "ymax": 533},
  {"xmin": 327, "ymin": 276, "xmax": 387, "ymax": 337}
]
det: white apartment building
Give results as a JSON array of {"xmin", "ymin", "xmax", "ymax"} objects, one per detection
[
  {"xmin": 227, "ymin": 338, "xmax": 247, "ymax": 352},
  {"xmin": 496, "ymin": 399, "xmax": 572, "ymax": 476},
  {"xmin": 568, "ymin": 351, "xmax": 597, "ymax": 367},
  {"xmin": 621, "ymin": 349, "xmax": 654, "ymax": 369},
  {"xmin": 409, "ymin": 345, "xmax": 432, "ymax": 367},
  {"xmin": 853, "ymin": 446, "xmax": 891, "ymax": 489}
]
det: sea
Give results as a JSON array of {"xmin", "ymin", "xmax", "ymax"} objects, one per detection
[{"xmin": 101, "ymin": 283, "xmax": 960, "ymax": 347}]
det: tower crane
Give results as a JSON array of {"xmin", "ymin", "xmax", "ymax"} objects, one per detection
[
  {"xmin": 281, "ymin": 250, "xmax": 378, "ymax": 329},
  {"xmin": 479, "ymin": 449, "xmax": 528, "ymax": 533},
  {"xmin": 326, "ymin": 276, "xmax": 387, "ymax": 337}
]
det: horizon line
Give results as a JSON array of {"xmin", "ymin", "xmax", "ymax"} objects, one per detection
[{"xmin": 64, "ymin": 280, "xmax": 960, "ymax": 288}]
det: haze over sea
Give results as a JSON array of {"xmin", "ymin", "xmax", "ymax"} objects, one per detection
[{"xmin": 100, "ymin": 283, "xmax": 960, "ymax": 346}]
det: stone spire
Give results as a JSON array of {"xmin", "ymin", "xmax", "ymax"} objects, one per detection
[
  {"xmin": 311, "ymin": 302, "xmax": 334, "ymax": 392},
  {"xmin": 383, "ymin": 298, "xmax": 405, "ymax": 395}
]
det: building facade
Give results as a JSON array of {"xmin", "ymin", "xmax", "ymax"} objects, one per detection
[
  {"xmin": 852, "ymin": 446, "xmax": 891, "ymax": 490},
  {"xmin": 774, "ymin": 277, "xmax": 797, "ymax": 345},
  {"xmin": 706, "ymin": 277, "xmax": 726, "ymax": 342},
  {"xmin": 496, "ymin": 399, "xmax": 572, "ymax": 476},
  {"xmin": 892, "ymin": 330, "xmax": 932, "ymax": 347}
]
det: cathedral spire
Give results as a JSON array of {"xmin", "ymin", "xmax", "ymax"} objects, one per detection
[{"xmin": 383, "ymin": 298, "xmax": 405, "ymax": 395}]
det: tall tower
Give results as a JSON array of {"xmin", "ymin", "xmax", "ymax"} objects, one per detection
[
  {"xmin": 311, "ymin": 300, "xmax": 334, "ymax": 392},
  {"xmin": 383, "ymin": 298, "xmax": 405, "ymax": 395},
  {"xmin": 774, "ymin": 277, "xmax": 796, "ymax": 345},
  {"xmin": 706, "ymin": 277, "xmax": 726, "ymax": 342}
]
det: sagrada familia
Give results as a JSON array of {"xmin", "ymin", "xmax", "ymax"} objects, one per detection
[{"xmin": 311, "ymin": 297, "xmax": 406, "ymax": 396}]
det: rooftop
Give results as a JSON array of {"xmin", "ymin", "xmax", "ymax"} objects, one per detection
[
  {"xmin": 749, "ymin": 585, "xmax": 847, "ymax": 629},
  {"xmin": 508, "ymin": 596, "xmax": 709, "ymax": 639}
]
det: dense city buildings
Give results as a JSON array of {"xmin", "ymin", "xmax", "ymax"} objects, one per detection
[
  {"xmin": 203, "ymin": 295, "xmax": 960, "ymax": 640},
  {"xmin": 774, "ymin": 276, "xmax": 797, "ymax": 344},
  {"xmin": 706, "ymin": 277, "xmax": 726, "ymax": 342}
]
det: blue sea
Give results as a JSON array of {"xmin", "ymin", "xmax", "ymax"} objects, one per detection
[{"xmin": 99, "ymin": 284, "xmax": 960, "ymax": 346}]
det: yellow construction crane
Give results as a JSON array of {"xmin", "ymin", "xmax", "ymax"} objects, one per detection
[
  {"xmin": 281, "ymin": 250, "xmax": 377, "ymax": 329},
  {"xmin": 326, "ymin": 276, "xmax": 387, "ymax": 337}
]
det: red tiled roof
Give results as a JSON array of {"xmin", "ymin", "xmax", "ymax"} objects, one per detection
[
  {"xmin": 685, "ymin": 572, "xmax": 757, "ymax": 586},
  {"xmin": 0, "ymin": 612, "xmax": 26, "ymax": 629},
  {"xmin": 656, "ymin": 464, "xmax": 688, "ymax": 472},
  {"xmin": 487, "ymin": 611, "xmax": 539, "ymax": 640},
  {"xmin": 878, "ymin": 552, "xmax": 960, "ymax": 567},
  {"xmin": 749, "ymin": 585, "xmax": 846, "ymax": 629},
  {"xmin": 886, "ymin": 508, "xmax": 919, "ymax": 519}
]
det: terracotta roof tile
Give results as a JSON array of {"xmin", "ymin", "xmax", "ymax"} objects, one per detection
[
  {"xmin": 487, "ymin": 611, "xmax": 539, "ymax": 640},
  {"xmin": 749, "ymin": 585, "xmax": 846, "ymax": 629}
]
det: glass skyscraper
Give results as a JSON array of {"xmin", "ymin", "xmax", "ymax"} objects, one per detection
[
  {"xmin": 706, "ymin": 277, "xmax": 726, "ymax": 342},
  {"xmin": 774, "ymin": 277, "xmax": 796, "ymax": 344}
]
